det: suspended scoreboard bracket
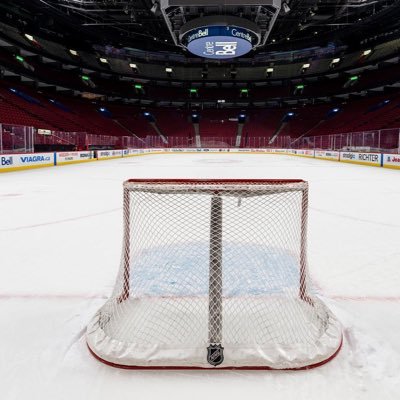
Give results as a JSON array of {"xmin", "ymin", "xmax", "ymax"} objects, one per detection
[{"xmin": 159, "ymin": 0, "xmax": 282, "ymax": 59}]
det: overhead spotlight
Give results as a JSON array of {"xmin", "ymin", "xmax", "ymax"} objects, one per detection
[
  {"xmin": 24, "ymin": 34, "xmax": 34, "ymax": 41},
  {"xmin": 165, "ymin": 67, "xmax": 173, "ymax": 77},
  {"xmin": 362, "ymin": 49, "xmax": 372, "ymax": 57},
  {"xmin": 282, "ymin": 2, "xmax": 291, "ymax": 13},
  {"xmin": 217, "ymin": 99, "xmax": 225, "ymax": 104},
  {"xmin": 130, "ymin": 63, "xmax": 138, "ymax": 73},
  {"xmin": 330, "ymin": 57, "xmax": 341, "ymax": 68},
  {"xmin": 301, "ymin": 63, "xmax": 310, "ymax": 73},
  {"xmin": 99, "ymin": 57, "xmax": 108, "ymax": 64},
  {"xmin": 69, "ymin": 49, "xmax": 78, "ymax": 56},
  {"xmin": 150, "ymin": 1, "xmax": 160, "ymax": 14},
  {"xmin": 266, "ymin": 67, "xmax": 274, "ymax": 77}
]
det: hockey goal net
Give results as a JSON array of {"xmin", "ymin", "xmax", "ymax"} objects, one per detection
[{"xmin": 87, "ymin": 179, "xmax": 342, "ymax": 369}]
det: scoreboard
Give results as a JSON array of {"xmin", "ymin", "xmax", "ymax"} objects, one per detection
[
  {"xmin": 182, "ymin": 26, "xmax": 258, "ymax": 59},
  {"xmin": 179, "ymin": 16, "xmax": 261, "ymax": 59}
]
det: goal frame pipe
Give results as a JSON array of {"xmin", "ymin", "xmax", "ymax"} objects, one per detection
[
  {"xmin": 209, "ymin": 194, "xmax": 223, "ymax": 345},
  {"xmin": 119, "ymin": 186, "xmax": 131, "ymax": 302},
  {"xmin": 299, "ymin": 185, "xmax": 311, "ymax": 304}
]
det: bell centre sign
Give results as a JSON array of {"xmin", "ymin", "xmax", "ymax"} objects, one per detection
[{"xmin": 183, "ymin": 26, "xmax": 257, "ymax": 59}]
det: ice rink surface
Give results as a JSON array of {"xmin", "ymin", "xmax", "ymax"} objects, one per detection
[{"xmin": 0, "ymin": 153, "xmax": 399, "ymax": 400}]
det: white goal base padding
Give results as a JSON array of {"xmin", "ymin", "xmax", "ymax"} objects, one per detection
[{"xmin": 87, "ymin": 296, "xmax": 342, "ymax": 369}]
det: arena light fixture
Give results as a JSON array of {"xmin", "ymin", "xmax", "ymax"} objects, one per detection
[
  {"xmin": 130, "ymin": 63, "xmax": 139, "ymax": 74},
  {"xmin": 69, "ymin": 49, "xmax": 78, "ymax": 56},
  {"xmin": 282, "ymin": 2, "xmax": 291, "ymax": 13},
  {"xmin": 362, "ymin": 49, "xmax": 372, "ymax": 56},
  {"xmin": 24, "ymin": 34, "xmax": 34, "ymax": 41},
  {"xmin": 331, "ymin": 58, "xmax": 341, "ymax": 65},
  {"xmin": 165, "ymin": 67, "xmax": 173, "ymax": 73},
  {"xmin": 99, "ymin": 58, "xmax": 108, "ymax": 64},
  {"xmin": 301, "ymin": 63, "xmax": 311, "ymax": 74}
]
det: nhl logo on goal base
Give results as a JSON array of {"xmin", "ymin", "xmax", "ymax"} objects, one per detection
[{"xmin": 207, "ymin": 344, "xmax": 224, "ymax": 366}]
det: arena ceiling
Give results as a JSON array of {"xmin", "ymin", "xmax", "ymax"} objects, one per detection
[{"xmin": 1, "ymin": 0, "xmax": 400, "ymax": 60}]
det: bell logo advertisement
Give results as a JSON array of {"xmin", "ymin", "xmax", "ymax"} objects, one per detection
[{"xmin": 184, "ymin": 26, "xmax": 256, "ymax": 59}]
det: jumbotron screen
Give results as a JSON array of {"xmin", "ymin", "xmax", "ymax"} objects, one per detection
[{"xmin": 182, "ymin": 26, "xmax": 257, "ymax": 59}]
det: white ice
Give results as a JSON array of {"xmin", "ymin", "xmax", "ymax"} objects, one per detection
[{"xmin": 0, "ymin": 153, "xmax": 399, "ymax": 400}]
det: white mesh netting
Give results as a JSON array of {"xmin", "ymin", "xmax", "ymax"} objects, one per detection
[{"xmin": 87, "ymin": 179, "xmax": 342, "ymax": 369}]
